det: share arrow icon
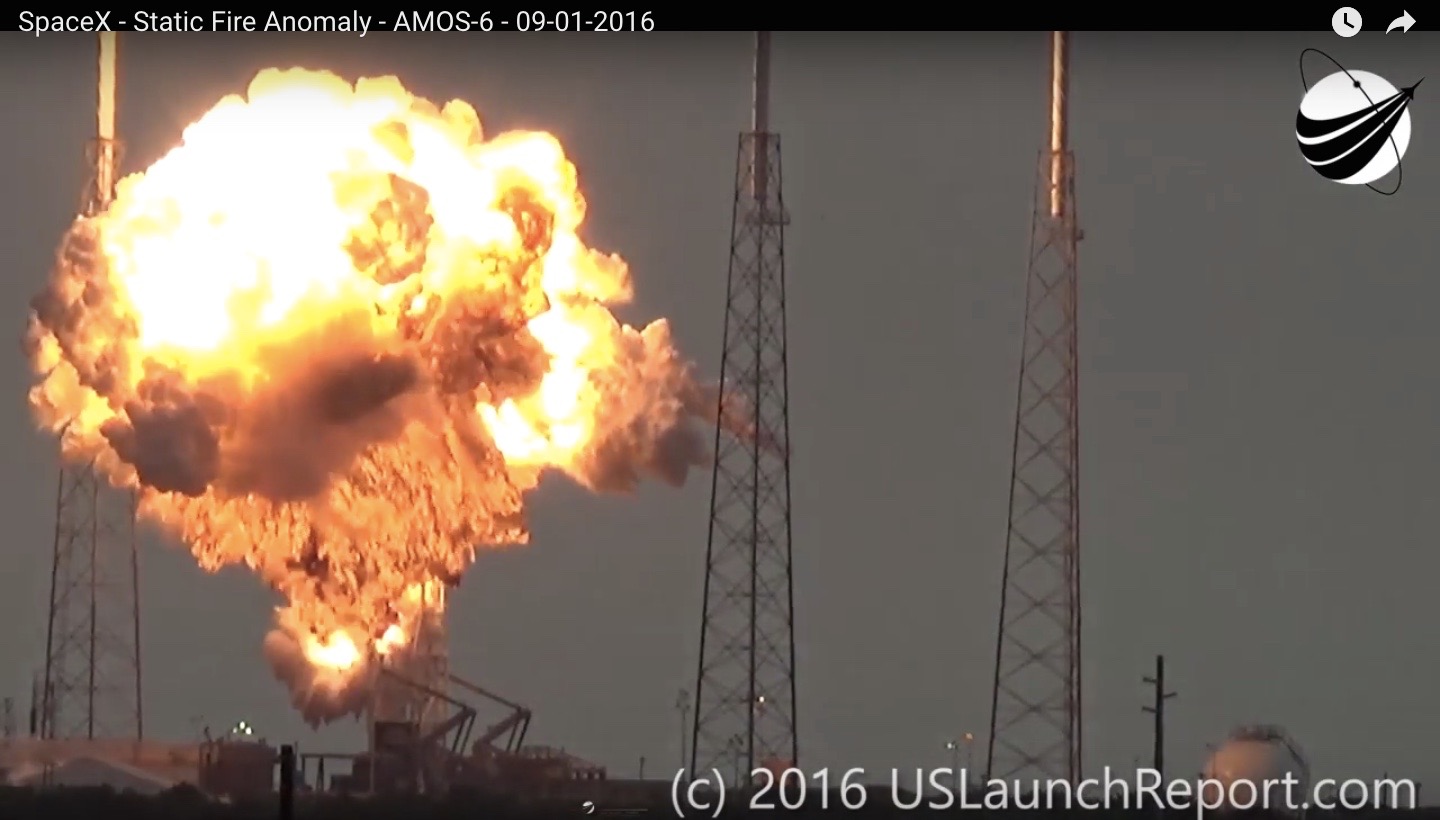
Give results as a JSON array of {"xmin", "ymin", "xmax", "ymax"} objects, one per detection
[{"xmin": 1387, "ymin": 10, "xmax": 1416, "ymax": 32}]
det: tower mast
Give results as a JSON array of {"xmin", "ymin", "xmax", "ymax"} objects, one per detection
[
  {"xmin": 690, "ymin": 31, "xmax": 798, "ymax": 783},
  {"xmin": 986, "ymin": 30, "xmax": 1082, "ymax": 784},
  {"xmin": 40, "ymin": 31, "xmax": 144, "ymax": 743}
]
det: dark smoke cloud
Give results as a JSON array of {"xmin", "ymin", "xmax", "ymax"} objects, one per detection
[
  {"xmin": 28, "ymin": 221, "xmax": 135, "ymax": 399},
  {"xmin": 572, "ymin": 319, "xmax": 709, "ymax": 492},
  {"xmin": 263, "ymin": 627, "xmax": 374, "ymax": 725},
  {"xmin": 102, "ymin": 372, "xmax": 223, "ymax": 496},
  {"xmin": 89, "ymin": 313, "xmax": 428, "ymax": 502}
]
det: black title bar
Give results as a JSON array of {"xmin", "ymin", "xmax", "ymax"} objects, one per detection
[{"xmin": 8, "ymin": 10, "xmax": 1354, "ymax": 33}]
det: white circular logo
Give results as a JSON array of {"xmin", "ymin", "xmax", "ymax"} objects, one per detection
[{"xmin": 1296, "ymin": 67, "xmax": 1416, "ymax": 191}]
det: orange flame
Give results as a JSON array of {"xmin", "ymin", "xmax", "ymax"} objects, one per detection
[{"xmin": 27, "ymin": 69, "xmax": 712, "ymax": 720}]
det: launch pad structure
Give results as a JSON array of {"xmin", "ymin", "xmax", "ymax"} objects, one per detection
[
  {"xmin": 986, "ymin": 30, "xmax": 1084, "ymax": 785},
  {"xmin": 39, "ymin": 30, "xmax": 144, "ymax": 745},
  {"xmin": 368, "ymin": 584, "xmax": 451, "ymax": 740},
  {"xmin": 690, "ymin": 30, "xmax": 799, "ymax": 783}
]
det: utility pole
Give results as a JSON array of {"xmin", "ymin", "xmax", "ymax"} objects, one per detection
[{"xmin": 1140, "ymin": 655, "xmax": 1177, "ymax": 778}]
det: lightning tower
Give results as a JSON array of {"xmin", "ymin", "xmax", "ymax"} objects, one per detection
[
  {"xmin": 690, "ymin": 31, "xmax": 797, "ymax": 782},
  {"xmin": 986, "ymin": 30, "xmax": 1082, "ymax": 783},
  {"xmin": 40, "ymin": 31, "xmax": 144, "ymax": 743}
]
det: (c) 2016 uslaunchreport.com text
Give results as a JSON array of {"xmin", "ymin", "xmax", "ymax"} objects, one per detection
[{"xmin": 671, "ymin": 766, "xmax": 1421, "ymax": 814}]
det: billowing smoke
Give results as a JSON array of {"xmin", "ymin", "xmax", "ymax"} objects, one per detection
[{"xmin": 24, "ymin": 68, "xmax": 729, "ymax": 721}]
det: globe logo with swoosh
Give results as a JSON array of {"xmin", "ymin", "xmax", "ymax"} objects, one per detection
[{"xmin": 1296, "ymin": 48, "xmax": 1420, "ymax": 195}]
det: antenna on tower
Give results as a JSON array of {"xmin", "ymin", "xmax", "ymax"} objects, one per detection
[
  {"xmin": 96, "ymin": 31, "xmax": 117, "ymax": 208},
  {"xmin": 1048, "ymin": 31, "xmax": 1069, "ymax": 220},
  {"xmin": 987, "ymin": 30, "xmax": 1083, "ymax": 784},
  {"xmin": 751, "ymin": 31, "xmax": 771, "ymax": 200},
  {"xmin": 40, "ymin": 30, "xmax": 144, "ymax": 743},
  {"xmin": 690, "ymin": 30, "xmax": 798, "ymax": 784}
]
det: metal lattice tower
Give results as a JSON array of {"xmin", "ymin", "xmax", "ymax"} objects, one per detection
[
  {"xmin": 986, "ymin": 31, "xmax": 1082, "ymax": 784},
  {"xmin": 40, "ymin": 31, "xmax": 144, "ymax": 742},
  {"xmin": 690, "ymin": 31, "xmax": 797, "ymax": 783}
]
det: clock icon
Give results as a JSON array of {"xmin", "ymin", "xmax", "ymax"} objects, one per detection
[{"xmin": 1332, "ymin": 6, "xmax": 1363, "ymax": 36}]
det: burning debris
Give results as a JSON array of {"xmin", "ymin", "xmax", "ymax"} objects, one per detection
[{"xmin": 25, "ymin": 68, "xmax": 720, "ymax": 723}]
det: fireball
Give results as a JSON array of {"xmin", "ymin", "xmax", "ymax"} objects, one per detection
[{"xmin": 26, "ymin": 68, "xmax": 722, "ymax": 722}]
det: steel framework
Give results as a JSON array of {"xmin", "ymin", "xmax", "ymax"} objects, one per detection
[
  {"xmin": 986, "ymin": 31, "xmax": 1082, "ymax": 783},
  {"xmin": 370, "ymin": 583, "xmax": 450, "ymax": 739},
  {"xmin": 690, "ymin": 31, "xmax": 798, "ymax": 783},
  {"xmin": 41, "ymin": 32, "xmax": 144, "ymax": 742}
]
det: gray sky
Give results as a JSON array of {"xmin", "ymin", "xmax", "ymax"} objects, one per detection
[{"xmin": 1, "ymin": 30, "xmax": 1437, "ymax": 789}]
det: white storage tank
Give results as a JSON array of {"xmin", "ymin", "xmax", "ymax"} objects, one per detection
[{"xmin": 1201, "ymin": 725, "xmax": 1309, "ymax": 815}]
